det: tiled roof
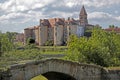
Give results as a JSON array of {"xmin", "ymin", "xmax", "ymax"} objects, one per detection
[
  {"xmin": 24, "ymin": 26, "xmax": 39, "ymax": 30},
  {"xmin": 104, "ymin": 28, "xmax": 120, "ymax": 33},
  {"xmin": 24, "ymin": 27, "xmax": 34, "ymax": 30},
  {"xmin": 48, "ymin": 18, "xmax": 56, "ymax": 27},
  {"xmin": 80, "ymin": 5, "xmax": 87, "ymax": 15},
  {"xmin": 65, "ymin": 18, "xmax": 79, "ymax": 25},
  {"xmin": 40, "ymin": 17, "xmax": 80, "ymax": 27}
]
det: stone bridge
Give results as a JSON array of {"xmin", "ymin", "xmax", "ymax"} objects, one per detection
[{"xmin": 0, "ymin": 59, "xmax": 120, "ymax": 80}]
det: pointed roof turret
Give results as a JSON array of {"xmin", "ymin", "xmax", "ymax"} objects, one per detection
[{"xmin": 80, "ymin": 5, "xmax": 87, "ymax": 15}]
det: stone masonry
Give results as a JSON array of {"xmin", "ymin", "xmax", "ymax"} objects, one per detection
[{"xmin": 1, "ymin": 59, "xmax": 119, "ymax": 80}]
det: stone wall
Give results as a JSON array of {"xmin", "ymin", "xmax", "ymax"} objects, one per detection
[
  {"xmin": 54, "ymin": 25, "xmax": 64, "ymax": 46},
  {"xmin": 39, "ymin": 26, "xmax": 48, "ymax": 45},
  {"xmin": 0, "ymin": 59, "xmax": 119, "ymax": 80},
  {"xmin": 102, "ymin": 69, "xmax": 120, "ymax": 80},
  {"xmin": 34, "ymin": 27, "xmax": 39, "ymax": 45}
]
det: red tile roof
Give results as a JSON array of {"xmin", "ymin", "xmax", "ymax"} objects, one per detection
[
  {"xmin": 24, "ymin": 26, "xmax": 39, "ymax": 30},
  {"xmin": 104, "ymin": 27, "xmax": 120, "ymax": 33},
  {"xmin": 40, "ymin": 18, "xmax": 66, "ymax": 27},
  {"xmin": 48, "ymin": 18, "xmax": 56, "ymax": 27}
]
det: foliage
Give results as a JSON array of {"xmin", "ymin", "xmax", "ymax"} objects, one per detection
[
  {"xmin": 31, "ymin": 75, "xmax": 48, "ymax": 80},
  {"xmin": 66, "ymin": 28, "xmax": 120, "ymax": 67},
  {"xmin": 84, "ymin": 30, "xmax": 92, "ymax": 37},
  {"xmin": 0, "ymin": 49, "xmax": 43, "ymax": 68},
  {"xmin": 25, "ymin": 37, "xmax": 36, "ymax": 49},
  {"xmin": 38, "ymin": 46, "xmax": 67, "ymax": 49},
  {"xmin": 27, "ymin": 38, "xmax": 35, "ymax": 44},
  {"xmin": 25, "ymin": 44, "xmax": 36, "ymax": 49},
  {"xmin": 0, "ymin": 32, "xmax": 15, "ymax": 54},
  {"xmin": 109, "ymin": 25, "xmax": 115, "ymax": 28},
  {"xmin": 45, "ymin": 40, "xmax": 54, "ymax": 46},
  {"xmin": 14, "ymin": 42, "xmax": 24, "ymax": 48},
  {"xmin": 2, "ymin": 49, "xmax": 42, "ymax": 60}
]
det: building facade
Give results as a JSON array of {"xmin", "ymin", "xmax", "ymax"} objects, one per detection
[
  {"xmin": 24, "ymin": 6, "xmax": 91, "ymax": 46},
  {"xmin": 15, "ymin": 33, "xmax": 24, "ymax": 43}
]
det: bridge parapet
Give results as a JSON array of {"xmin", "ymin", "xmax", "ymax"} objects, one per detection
[{"xmin": 0, "ymin": 59, "xmax": 119, "ymax": 80}]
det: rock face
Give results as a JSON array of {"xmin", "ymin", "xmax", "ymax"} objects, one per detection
[{"xmin": 0, "ymin": 59, "xmax": 120, "ymax": 80}]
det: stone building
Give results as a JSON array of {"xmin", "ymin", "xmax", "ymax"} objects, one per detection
[
  {"xmin": 24, "ymin": 26, "xmax": 36, "ymax": 44},
  {"xmin": 104, "ymin": 27, "xmax": 120, "ymax": 34},
  {"xmin": 15, "ymin": 33, "xmax": 24, "ymax": 43},
  {"xmin": 79, "ymin": 5, "xmax": 88, "ymax": 26},
  {"xmin": 24, "ymin": 6, "xmax": 92, "ymax": 46}
]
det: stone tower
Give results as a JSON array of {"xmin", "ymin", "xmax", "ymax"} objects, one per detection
[{"xmin": 79, "ymin": 5, "xmax": 88, "ymax": 26}]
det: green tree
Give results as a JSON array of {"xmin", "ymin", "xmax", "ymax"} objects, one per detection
[
  {"xmin": 66, "ymin": 28, "xmax": 120, "ymax": 67},
  {"xmin": 109, "ymin": 25, "xmax": 115, "ymax": 28},
  {"xmin": 0, "ymin": 32, "xmax": 15, "ymax": 54}
]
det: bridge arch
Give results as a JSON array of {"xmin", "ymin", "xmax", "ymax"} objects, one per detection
[
  {"xmin": 3, "ymin": 59, "xmax": 103, "ymax": 80},
  {"xmin": 40, "ymin": 71, "xmax": 76, "ymax": 80}
]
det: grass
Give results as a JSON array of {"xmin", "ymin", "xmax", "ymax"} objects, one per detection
[
  {"xmin": 107, "ymin": 67, "xmax": 120, "ymax": 70},
  {"xmin": 0, "ymin": 49, "xmax": 42, "ymax": 69},
  {"xmin": 36, "ymin": 46, "xmax": 67, "ymax": 55},
  {"xmin": 37, "ymin": 46, "xmax": 68, "ymax": 49},
  {"xmin": 0, "ymin": 47, "xmax": 120, "ymax": 72},
  {"xmin": 41, "ymin": 50, "xmax": 66, "ymax": 54},
  {"xmin": 31, "ymin": 75, "xmax": 48, "ymax": 80},
  {"xmin": 0, "ymin": 47, "xmax": 67, "ymax": 69}
]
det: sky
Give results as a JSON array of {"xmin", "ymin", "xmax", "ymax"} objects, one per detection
[{"xmin": 0, "ymin": 0, "xmax": 120, "ymax": 33}]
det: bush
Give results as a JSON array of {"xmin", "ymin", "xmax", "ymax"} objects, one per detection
[
  {"xmin": 66, "ymin": 29, "xmax": 120, "ymax": 67},
  {"xmin": 26, "ymin": 38, "xmax": 35, "ymax": 45},
  {"xmin": 45, "ymin": 40, "xmax": 53, "ymax": 46},
  {"xmin": 0, "ymin": 49, "xmax": 43, "ymax": 61}
]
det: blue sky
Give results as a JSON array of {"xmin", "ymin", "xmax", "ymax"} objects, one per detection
[{"xmin": 0, "ymin": 0, "xmax": 120, "ymax": 33}]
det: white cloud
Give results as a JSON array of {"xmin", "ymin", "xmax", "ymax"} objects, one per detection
[
  {"xmin": 64, "ymin": 0, "xmax": 120, "ymax": 8},
  {"xmin": 0, "ymin": 10, "xmax": 47, "ymax": 24},
  {"xmin": 83, "ymin": 0, "xmax": 120, "ymax": 7},
  {"xmin": 50, "ymin": 0, "xmax": 120, "ymax": 9},
  {"xmin": 0, "ymin": 0, "xmax": 55, "ymax": 12},
  {"xmin": 32, "ymin": 3, "xmax": 44, "ymax": 9},
  {"xmin": 81, "ymin": 0, "xmax": 106, "ymax": 7},
  {"xmin": 51, "ymin": 11, "xmax": 73, "ymax": 18},
  {"xmin": 115, "ymin": 16, "xmax": 120, "ymax": 21},
  {"xmin": 0, "ymin": 0, "xmax": 120, "ymax": 32},
  {"xmin": 0, "ymin": 13, "xmax": 30, "ymax": 20},
  {"xmin": 50, "ymin": 9, "xmax": 79, "ymax": 19},
  {"xmin": 88, "ymin": 11, "xmax": 120, "ymax": 26},
  {"xmin": 66, "ymin": 2, "xmax": 75, "ymax": 7},
  {"xmin": 27, "ymin": 10, "xmax": 47, "ymax": 21},
  {"xmin": 88, "ymin": 12, "xmax": 112, "ymax": 19},
  {"xmin": 0, "ymin": 12, "xmax": 32, "ymax": 23},
  {"xmin": 0, "ymin": 0, "xmax": 16, "ymax": 12},
  {"xmin": 1, "ymin": 0, "xmax": 120, "ymax": 13}
]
